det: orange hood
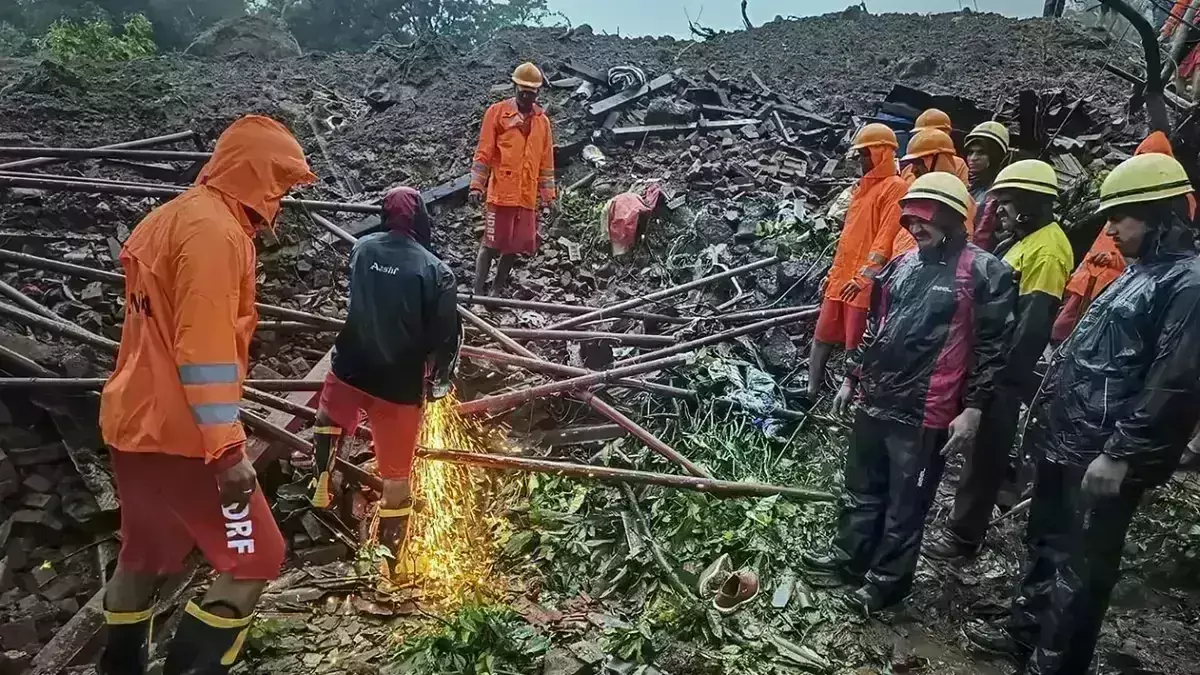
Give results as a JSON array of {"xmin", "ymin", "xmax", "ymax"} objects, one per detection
[
  {"xmin": 195, "ymin": 115, "xmax": 316, "ymax": 231},
  {"xmin": 863, "ymin": 145, "xmax": 898, "ymax": 182},
  {"xmin": 1135, "ymin": 130, "xmax": 1174, "ymax": 157}
]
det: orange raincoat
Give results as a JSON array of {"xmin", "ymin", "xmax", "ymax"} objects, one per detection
[
  {"xmin": 826, "ymin": 145, "xmax": 909, "ymax": 310},
  {"xmin": 100, "ymin": 116, "xmax": 315, "ymax": 469},
  {"xmin": 892, "ymin": 156, "xmax": 975, "ymax": 258},
  {"xmin": 470, "ymin": 98, "xmax": 556, "ymax": 210}
]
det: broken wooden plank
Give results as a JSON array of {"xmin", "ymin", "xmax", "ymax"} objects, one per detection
[
  {"xmin": 610, "ymin": 118, "xmax": 760, "ymax": 141},
  {"xmin": 773, "ymin": 103, "xmax": 836, "ymax": 127},
  {"xmin": 587, "ymin": 69, "xmax": 680, "ymax": 118},
  {"xmin": 248, "ymin": 351, "xmax": 332, "ymax": 467},
  {"xmin": 771, "ymin": 110, "xmax": 795, "ymax": 144},
  {"xmin": 561, "ymin": 61, "xmax": 607, "ymax": 87},
  {"xmin": 749, "ymin": 70, "xmax": 772, "ymax": 97},
  {"xmin": 345, "ymin": 173, "xmax": 470, "ymax": 237}
]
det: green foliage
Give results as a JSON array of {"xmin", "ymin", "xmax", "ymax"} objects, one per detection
[
  {"xmin": 244, "ymin": 617, "xmax": 307, "ymax": 657},
  {"xmin": 254, "ymin": 0, "xmax": 551, "ymax": 53},
  {"xmin": 1127, "ymin": 475, "xmax": 1200, "ymax": 584},
  {"xmin": 389, "ymin": 605, "xmax": 551, "ymax": 674},
  {"xmin": 39, "ymin": 13, "xmax": 155, "ymax": 62}
]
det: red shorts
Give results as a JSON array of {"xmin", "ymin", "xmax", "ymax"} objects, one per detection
[
  {"xmin": 319, "ymin": 372, "xmax": 423, "ymax": 481},
  {"xmin": 111, "ymin": 450, "xmax": 285, "ymax": 580},
  {"xmin": 814, "ymin": 297, "xmax": 868, "ymax": 349},
  {"xmin": 483, "ymin": 204, "xmax": 538, "ymax": 255}
]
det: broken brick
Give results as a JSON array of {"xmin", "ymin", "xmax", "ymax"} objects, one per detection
[
  {"xmin": 20, "ymin": 474, "xmax": 53, "ymax": 493},
  {"xmin": 6, "ymin": 444, "xmax": 67, "ymax": 467},
  {"xmin": 30, "ymin": 565, "xmax": 56, "ymax": 589},
  {"xmin": 40, "ymin": 574, "xmax": 81, "ymax": 602},
  {"xmin": 21, "ymin": 493, "xmax": 59, "ymax": 512},
  {"xmin": 0, "ymin": 617, "xmax": 37, "ymax": 651},
  {"xmin": 10, "ymin": 510, "xmax": 64, "ymax": 532}
]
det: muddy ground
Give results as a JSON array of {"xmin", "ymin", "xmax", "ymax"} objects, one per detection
[{"xmin": 0, "ymin": 8, "xmax": 1197, "ymax": 675}]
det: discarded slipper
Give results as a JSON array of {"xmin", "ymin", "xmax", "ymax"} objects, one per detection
[
  {"xmin": 697, "ymin": 553, "xmax": 732, "ymax": 597},
  {"xmin": 713, "ymin": 569, "xmax": 760, "ymax": 615}
]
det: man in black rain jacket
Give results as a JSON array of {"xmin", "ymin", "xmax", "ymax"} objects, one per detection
[
  {"xmin": 965, "ymin": 153, "xmax": 1200, "ymax": 675},
  {"xmin": 305, "ymin": 186, "xmax": 460, "ymax": 576},
  {"xmin": 929, "ymin": 160, "xmax": 1074, "ymax": 560},
  {"xmin": 803, "ymin": 172, "xmax": 1016, "ymax": 614}
]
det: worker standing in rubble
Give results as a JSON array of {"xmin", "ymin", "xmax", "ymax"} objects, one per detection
[
  {"xmin": 306, "ymin": 186, "xmax": 460, "ymax": 577},
  {"xmin": 803, "ymin": 173, "xmax": 1016, "ymax": 614},
  {"xmin": 962, "ymin": 121, "xmax": 1010, "ymax": 252},
  {"xmin": 98, "ymin": 116, "xmax": 316, "ymax": 675},
  {"xmin": 913, "ymin": 109, "xmax": 970, "ymax": 179},
  {"xmin": 891, "ymin": 127, "xmax": 974, "ymax": 258},
  {"xmin": 927, "ymin": 160, "xmax": 1072, "ymax": 561},
  {"xmin": 965, "ymin": 153, "xmax": 1200, "ymax": 675},
  {"xmin": 807, "ymin": 123, "xmax": 908, "ymax": 401},
  {"xmin": 470, "ymin": 62, "xmax": 557, "ymax": 297},
  {"xmin": 1051, "ymin": 131, "xmax": 1196, "ymax": 343}
]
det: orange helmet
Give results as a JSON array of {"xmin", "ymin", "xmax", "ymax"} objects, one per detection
[
  {"xmin": 850, "ymin": 123, "xmax": 899, "ymax": 150},
  {"xmin": 511, "ymin": 62, "xmax": 544, "ymax": 88},
  {"xmin": 914, "ymin": 108, "xmax": 953, "ymax": 134},
  {"xmin": 902, "ymin": 129, "xmax": 957, "ymax": 161}
]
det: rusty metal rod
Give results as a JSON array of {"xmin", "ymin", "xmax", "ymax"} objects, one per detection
[
  {"xmin": 0, "ymin": 130, "xmax": 197, "ymax": 172},
  {"xmin": 615, "ymin": 307, "xmax": 819, "ymax": 367},
  {"xmin": 255, "ymin": 320, "xmax": 338, "ymax": 333},
  {"xmin": 0, "ymin": 279, "xmax": 63, "ymax": 322},
  {"xmin": 0, "ymin": 170, "xmax": 178, "ymax": 188},
  {"xmin": 309, "ymin": 212, "xmax": 359, "ymax": 245},
  {"xmin": 457, "ymin": 354, "xmax": 688, "ymax": 415},
  {"xmin": 0, "ymin": 301, "xmax": 118, "ymax": 351},
  {"xmin": 0, "ymin": 377, "xmax": 325, "ymax": 391},
  {"xmin": 713, "ymin": 306, "xmax": 812, "ymax": 322},
  {"xmin": 418, "ymin": 449, "xmax": 835, "ymax": 502},
  {"xmin": 548, "ymin": 256, "xmax": 781, "ymax": 330},
  {"xmin": 0, "ymin": 248, "xmax": 344, "ymax": 328},
  {"xmin": 0, "ymin": 175, "xmax": 383, "ymax": 215},
  {"xmin": 459, "ymin": 345, "xmax": 695, "ymax": 399},
  {"xmin": 459, "ymin": 306, "xmax": 712, "ymax": 479},
  {"xmin": 459, "ymin": 293, "xmax": 696, "ymax": 324},
  {"xmin": 492, "ymin": 327, "xmax": 677, "ymax": 347},
  {"xmin": 0, "ymin": 147, "xmax": 210, "ymax": 161}
]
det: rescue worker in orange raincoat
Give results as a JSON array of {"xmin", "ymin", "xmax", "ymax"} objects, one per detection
[
  {"xmin": 807, "ymin": 123, "xmax": 909, "ymax": 401},
  {"xmin": 1051, "ymin": 130, "xmax": 1197, "ymax": 344},
  {"xmin": 98, "ymin": 116, "xmax": 315, "ymax": 675},
  {"xmin": 891, "ymin": 127, "xmax": 974, "ymax": 259},
  {"xmin": 913, "ymin": 109, "xmax": 970, "ymax": 179},
  {"xmin": 471, "ymin": 62, "xmax": 557, "ymax": 296}
]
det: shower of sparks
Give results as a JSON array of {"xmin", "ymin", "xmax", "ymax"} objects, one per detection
[{"xmin": 390, "ymin": 392, "xmax": 513, "ymax": 605}]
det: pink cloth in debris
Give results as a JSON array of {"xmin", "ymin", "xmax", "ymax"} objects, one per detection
[{"xmin": 603, "ymin": 184, "xmax": 663, "ymax": 255}]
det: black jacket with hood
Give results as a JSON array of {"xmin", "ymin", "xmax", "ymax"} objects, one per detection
[
  {"xmin": 850, "ymin": 229, "xmax": 1016, "ymax": 429},
  {"xmin": 331, "ymin": 195, "xmax": 460, "ymax": 405},
  {"xmin": 1025, "ymin": 218, "xmax": 1200, "ymax": 486}
]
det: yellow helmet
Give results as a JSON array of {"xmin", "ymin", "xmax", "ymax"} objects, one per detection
[
  {"xmin": 902, "ymin": 129, "xmax": 957, "ymax": 161},
  {"xmin": 990, "ymin": 159, "xmax": 1059, "ymax": 197},
  {"xmin": 511, "ymin": 62, "xmax": 544, "ymax": 88},
  {"xmin": 850, "ymin": 123, "xmax": 898, "ymax": 150},
  {"xmin": 915, "ymin": 108, "xmax": 953, "ymax": 134},
  {"xmin": 1098, "ymin": 153, "xmax": 1193, "ymax": 213},
  {"xmin": 965, "ymin": 121, "xmax": 1010, "ymax": 155},
  {"xmin": 902, "ymin": 171, "xmax": 972, "ymax": 218}
]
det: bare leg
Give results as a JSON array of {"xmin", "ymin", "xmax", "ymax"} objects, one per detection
[
  {"xmin": 473, "ymin": 246, "xmax": 497, "ymax": 296},
  {"xmin": 808, "ymin": 340, "xmax": 837, "ymax": 400},
  {"xmin": 493, "ymin": 254, "xmax": 517, "ymax": 294},
  {"xmin": 104, "ymin": 565, "xmax": 162, "ymax": 612}
]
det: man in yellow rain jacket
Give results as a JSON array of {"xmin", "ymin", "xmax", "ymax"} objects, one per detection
[{"xmin": 98, "ymin": 116, "xmax": 315, "ymax": 674}]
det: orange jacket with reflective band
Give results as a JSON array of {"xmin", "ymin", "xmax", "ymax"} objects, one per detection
[
  {"xmin": 1066, "ymin": 131, "xmax": 1196, "ymax": 298},
  {"xmin": 100, "ymin": 116, "xmax": 315, "ymax": 467},
  {"xmin": 470, "ymin": 99, "xmax": 556, "ymax": 210},
  {"xmin": 826, "ymin": 145, "xmax": 909, "ymax": 310},
  {"xmin": 892, "ymin": 157, "xmax": 975, "ymax": 259}
]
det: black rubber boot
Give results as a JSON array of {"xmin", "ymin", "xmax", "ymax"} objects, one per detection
[
  {"xmin": 99, "ymin": 608, "xmax": 153, "ymax": 675},
  {"xmin": 923, "ymin": 532, "xmax": 982, "ymax": 562},
  {"xmin": 963, "ymin": 620, "xmax": 1026, "ymax": 658},
  {"xmin": 163, "ymin": 601, "xmax": 253, "ymax": 675},
  {"xmin": 376, "ymin": 502, "xmax": 413, "ymax": 578},
  {"xmin": 310, "ymin": 424, "xmax": 344, "ymax": 509}
]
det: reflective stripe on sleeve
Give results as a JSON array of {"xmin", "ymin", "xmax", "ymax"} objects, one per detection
[
  {"xmin": 191, "ymin": 403, "xmax": 240, "ymax": 425},
  {"xmin": 178, "ymin": 363, "xmax": 239, "ymax": 385}
]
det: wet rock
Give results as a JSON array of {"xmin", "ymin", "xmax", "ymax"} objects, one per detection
[
  {"xmin": 0, "ymin": 617, "xmax": 36, "ymax": 651},
  {"xmin": 187, "ymin": 16, "xmax": 302, "ymax": 60},
  {"xmin": 760, "ymin": 327, "xmax": 798, "ymax": 372},
  {"xmin": 543, "ymin": 648, "xmax": 586, "ymax": 675}
]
